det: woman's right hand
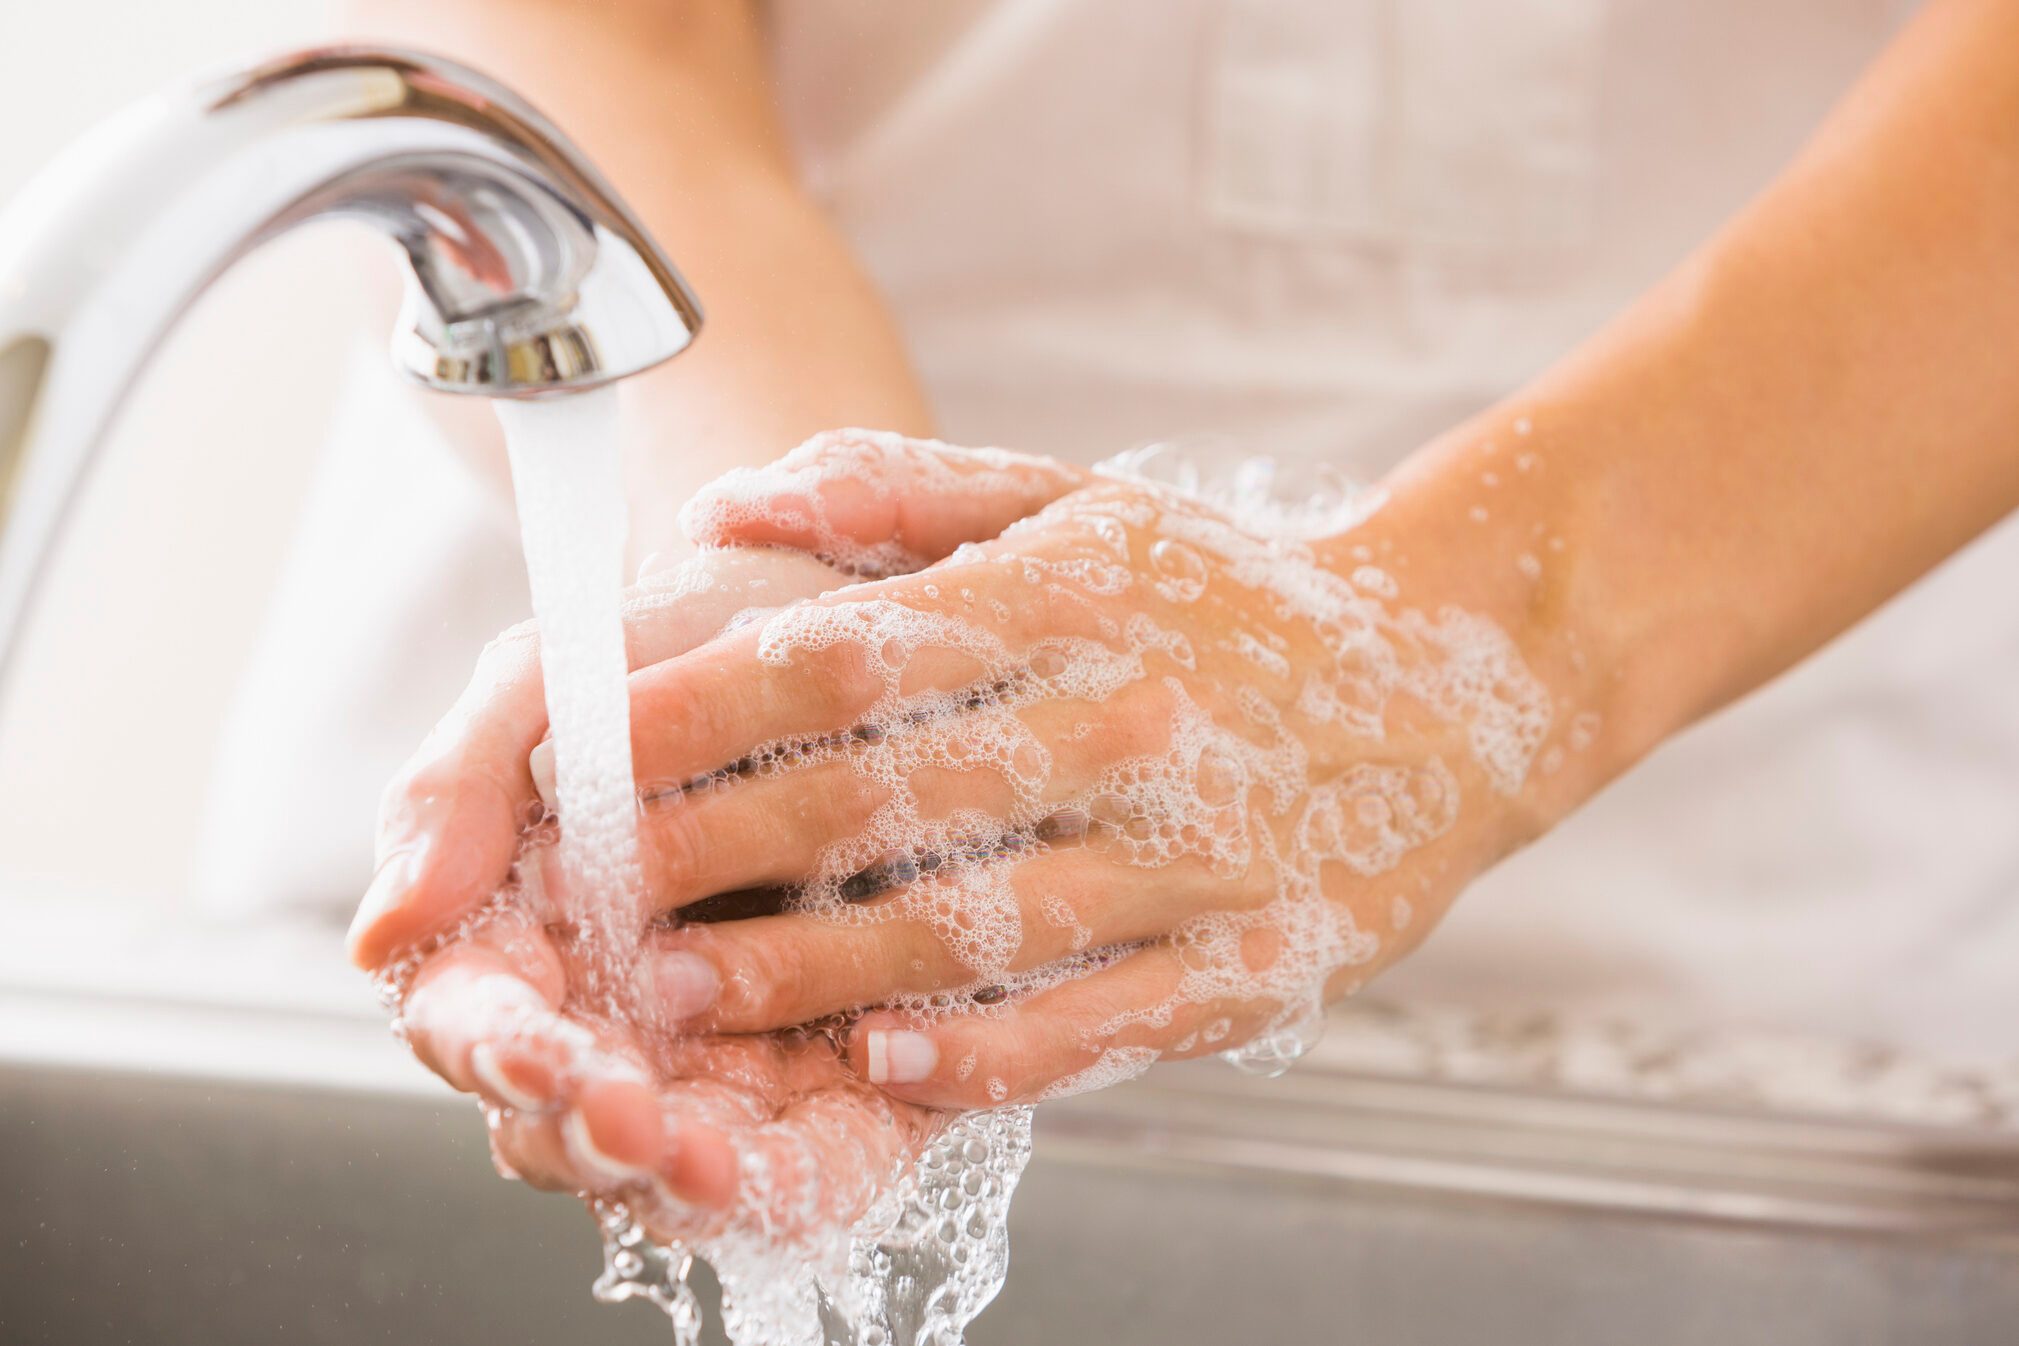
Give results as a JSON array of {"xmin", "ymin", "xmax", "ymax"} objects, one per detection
[
  {"xmin": 351, "ymin": 433, "xmax": 1086, "ymax": 1239},
  {"xmin": 354, "ymin": 541, "xmax": 946, "ymax": 1239}
]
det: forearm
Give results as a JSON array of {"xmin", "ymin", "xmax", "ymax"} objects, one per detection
[
  {"xmin": 1344, "ymin": 0, "xmax": 2019, "ymax": 828},
  {"xmin": 339, "ymin": 0, "xmax": 932, "ymax": 553}
]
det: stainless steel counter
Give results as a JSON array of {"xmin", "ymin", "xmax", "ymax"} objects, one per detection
[{"xmin": 3, "ymin": 913, "xmax": 2017, "ymax": 1344}]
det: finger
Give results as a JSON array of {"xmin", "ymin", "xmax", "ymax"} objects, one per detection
[
  {"xmin": 649, "ymin": 842, "xmax": 1267, "ymax": 1034},
  {"xmin": 625, "ymin": 1079, "xmax": 934, "ymax": 1241},
  {"xmin": 433, "ymin": 988, "xmax": 748, "ymax": 1210},
  {"xmin": 623, "ymin": 610, "xmax": 1007, "ymax": 806},
  {"xmin": 844, "ymin": 942, "xmax": 1286, "ymax": 1109},
  {"xmin": 636, "ymin": 757, "xmax": 890, "ymax": 917},
  {"xmin": 493, "ymin": 1037, "xmax": 923, "ymax": 1238},
  {"xmin": 398, "ymin": 915, "xmax": 568, "ymax": 1096},
  {"xmin": 403, "ymin": 953, "xmax": 638, "ymax": 1119},
  {"xmin": 624, "ymin": 533, "xmax": 1164, "ymax": 798},
  {"xmin": 499, "ymin": 1032, "xmax": 846, "ymax": 1213},
  {"xmin": 629, "ymin": 710, "xmax": 1044, "ymax": 922},
  {"xmin": 486, "ymin": 1078, "xmax": 697, "ymax": 1200},
  {"xmin": 480, "ymin": 1041, "xmax": 754, "ymax": 1213},
  {"xmin": 625, "ymin": 639, "xmax": 1187, "ymax": 921},
  {"xmin": 679, "ymin": 428, "xmax": 1087, "ymax": 574},
  {"xmin": 348, "ymin": 548, "xmax": 844, "ymax": 970},
  {"xmin": 397, "ymin": 908, "xmax": 662, "ymax": 1120},
  {"xmin": 483, "ymin": 1047, "xmax": 763, "ymax": 1217}
]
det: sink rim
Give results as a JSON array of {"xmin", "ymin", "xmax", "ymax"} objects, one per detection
[{"xmin": 7, "ymin": 971, "xmax": 2018, "ymax": 1245}]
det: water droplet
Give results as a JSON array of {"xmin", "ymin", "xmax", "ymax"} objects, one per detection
[
  {"xmin": 1149, "ymin": 538, "xmax": 1208, "ymax": 601},
  {"xmin": 1028, "ymin": 644, "xmax": 1070, "ymax": 679}
]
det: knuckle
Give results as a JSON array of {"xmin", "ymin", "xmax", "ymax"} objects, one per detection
[
  {"xmin": 989, "ymin": 1020, "xmax": 1055, "ymax": 1101},
  {"xmin": 710, "ymin": 927, "xmax": 805, "ymax": 1028},
  {"xmin": 696, "ymin": 663, "xmax": 769, "ymax": 754},
  {"xmin": 645, "ymin": 797, "xmax": 709, "ymax": 896}
]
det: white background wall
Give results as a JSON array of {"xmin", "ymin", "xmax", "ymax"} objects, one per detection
[{"xmin": 0, "ymin": 1, "xmax": 348, "ymax": 899}]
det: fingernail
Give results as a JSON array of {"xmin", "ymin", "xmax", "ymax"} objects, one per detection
[
  {"xmin": 865, "ymin": 1029, "xmax": 938, "ymax": 1085},
  {"xmin": 653, "ymin": 951, "xmax": 720, "ymax": 1020},
  {"xmin": 563, "ymin": 1109, "xmax": 651, "ymax": 1186},
  {"xmin": 529, "ymin": 739, "xmax": 557, "ymax": 812},
  {"xmin": 470, "ymin": 1043, "xmax": 544, "ymax": 1112},
  {"xmin": 346, "ymin": 845, "xmax": 426, "ymax": 961}
]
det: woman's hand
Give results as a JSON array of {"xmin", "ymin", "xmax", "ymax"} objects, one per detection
[
  {"xmin": 350, "ymin": 434, "xmax": 1090, "ymax": 1238},
  {"xmin": 393, "ymin": 897, "xmax": 941, "ymax": 1241},
  {"xmin": 587, "ymin": 440, "xmax": 1570, "ymax": 1109},
  {"xmin": 353, "ymin": 542, "xmax": 946, "ymax": 1240},
  {"xmin": 349, "ymin": 433, "xmax": 1087, "ymax": 971},
  {"xmin": 359, "ymin": 431, "xmax": 1591, "ymax": 1137}
]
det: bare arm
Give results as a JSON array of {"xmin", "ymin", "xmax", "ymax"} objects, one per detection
[
  {"xmin": 1351, "ymin": 0, "xmax": 2019, "ymax": 833},
  {"xmin": 338, "ymin": 0, "xmax": 933, "ymax": 554}
]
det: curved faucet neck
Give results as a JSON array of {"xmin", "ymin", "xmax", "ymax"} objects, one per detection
[{"xmin": 0, "ymin": 46, "xmax": 702, "ymax": 678}]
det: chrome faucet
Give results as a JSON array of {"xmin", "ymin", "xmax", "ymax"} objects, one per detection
[{"xmin": 0, "ymin": 46, "xmax": 703, "ymax": 670}]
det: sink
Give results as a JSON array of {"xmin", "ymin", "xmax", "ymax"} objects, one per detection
[{"xmin": 2, "ymin": 919, "xmax": 2017, "ymax": 1345}]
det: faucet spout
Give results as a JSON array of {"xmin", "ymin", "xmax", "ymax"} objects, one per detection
[{"xmin": 0, "ymin": 46, "xmax": 703, "ymax": 671}]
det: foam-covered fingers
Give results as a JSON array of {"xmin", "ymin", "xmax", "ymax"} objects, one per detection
[
  {"xmin": 623, "ymin": 547, "xmax": 1174, "ymax": 799},
  {"xmin": 846, "ymin": 943, "xmax": 1277, "ymax": 1108},
  {"xmin": 393, "ymin": 915, "xmax": 661, "ymax": 1120},
  {"xmin": 616, "ymin": 548, "xmax": 850, "ymax": 688},
  {"xmin": 679, "ymin": 429, "xmax": 1088, "ymax": 573},
  {"xmin": 647, "ymin": 910, "xmax": 952, "ymax": 1033},
  {"xmin": 634, "ymin": 758, "xmax": 887, "ymax": 915},
  {"xmin": 625, "ymin": 626, "xmax": 885, "ymax": 792},
  {"xmin": 353, "ymin": 551, "xmax": 851, "ymax": 970},
  {"xmin": 648, "ymin": 847, "xmax": 1246, "ymax": 1033},
  {"xmin": 631, "ymin": 725, "xmax": 1070, "ymax": 922},
  {"xmin": 625, "ymin": 668, "xmax": 1188, "ymax": 923}
]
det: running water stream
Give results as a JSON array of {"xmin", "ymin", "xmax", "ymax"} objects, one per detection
[
  {"xmin": 494, "ymin": 393, "xmax": 1030, "ymax": 1346},
  {"xmin": 497, "ymin": 392, "xmax": 651, "ymax": 1018}
]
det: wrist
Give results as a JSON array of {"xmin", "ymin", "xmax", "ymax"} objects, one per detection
[{"xmin": 1313, "ymin": 409, "xmax": 1629, "ymax": 843}]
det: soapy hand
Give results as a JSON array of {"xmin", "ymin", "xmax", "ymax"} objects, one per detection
[
  {"xmin": 605, "ymin": 431, "xmax": 1557, "ymax": 1107},
  {"xmin": 351, "ymin": 440, "xmax": 1093, "ymax": 1239},
  {"xmin": 357, "ymin": 432, "xmax": 1568, "ymax": 1165},
  {"xmin": 353, "ymin": 543, "xmax": 936, "ymax": 1240}
]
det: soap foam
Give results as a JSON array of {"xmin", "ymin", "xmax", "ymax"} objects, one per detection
[{"xmin": 414, "ymin": 424, "xmax": 1561, "ymax": 1346}]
